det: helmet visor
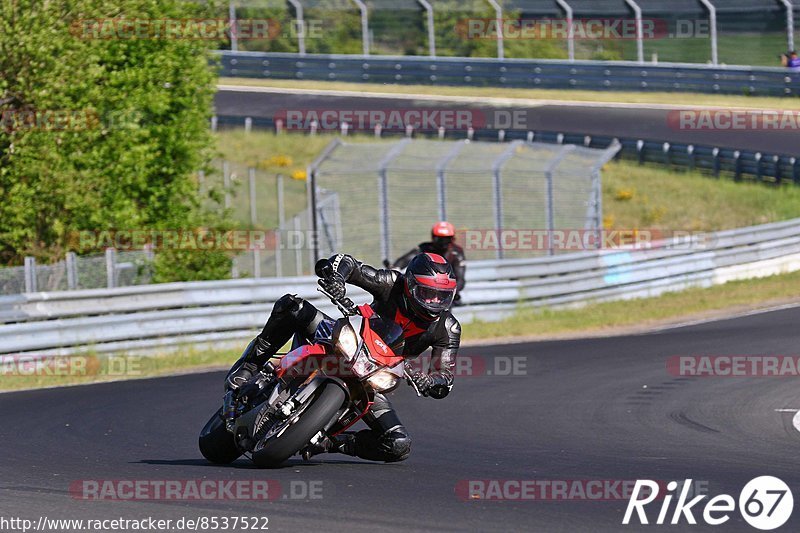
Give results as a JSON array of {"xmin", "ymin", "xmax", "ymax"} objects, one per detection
[{"xmin": 411, "ymin": 284, "xmax": 455, "ymax": 313}]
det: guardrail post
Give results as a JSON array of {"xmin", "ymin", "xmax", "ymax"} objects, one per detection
[
  {"xmin": 624, "ymin": 0, "xmax": 645, "ymax": 63},
  {"xmin": 699, "ymin": 0, "xmax": 718, "ymax": 65},
  {"xmin": 663, "ymin": 142, "xmax": 671, "ymax": 166},
  {"xmin": 781, "ymin": 0, "xmax": 795, "ymax": 53},
  {"xmin": 733, "ymin": 151, "xmax": 742, "ymax": 181},
  {"xmin": 228, "ymin": 1, "xmax": 238, "ymax": 52},
  {"xmin": 792, "ymin": 157, "xmax": 799, "ymax": 184},
  {"xmin": 636, "ymin": 139, "xmax": 645, "ymax": 165},
  {"xmin": 687, "ymin": 145, "xmax": 695, "ymax": 172},
  {"xmin": 417, "ymin": 0, "xmax": 436, "ymax": 57},
  {"xmin": 755, "ymin": 153, "xmax": 763, "ymax": 182},
  {"xmin": 774, "ymin": 155, "xmax": 782, "ymax": 185},
  {"xmin": 23, "ymin": 256, "xmax": 37, "ymax": 293},
  {"xmin": 555, "ymin": 0, "xmax": 575, "ymax": 61},
  {"xmin": 211, "ymin": 116, "xmax": 217, "ymax": 132},
  {"xmin": 105, "ymin": 248, "xmax": 116, "ymax": 289},
  {"xmin": 712, "ymin": 147, "xmax": 721, "ymax": 177},
  {"xmin": 66, "ymin": 252, "xmax": 78, "ymax": 290},
  {"xmin": 244, "ymin": 117, "xmax": 252, "ymax": 133},
  {"xmin": 287, "ymin": 0, "xmax": 306, "ymax": 55},
  {"xmin": 351, "ymin": 0, "xmax": 370, "ymax": 55},
  {"xmin": 487, "ymin": 0, "xmax": 505, "ymax": 60}
]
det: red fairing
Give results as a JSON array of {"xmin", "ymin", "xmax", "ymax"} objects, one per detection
[
  {"xmin": 425, "ymin": 252, "xmax": 447, "ymax": 264},
  {"xmin": 276, "ymin": 343, "xmax": 327, "ymax": 378},
  {"xmin": 359, "ymin": 308, "xmax": 405, "ymax": 367}
]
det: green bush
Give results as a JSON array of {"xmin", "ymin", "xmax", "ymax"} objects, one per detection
[{"xmin": 0, "ymin": 0, "xmax": 232, "ymax": 281}]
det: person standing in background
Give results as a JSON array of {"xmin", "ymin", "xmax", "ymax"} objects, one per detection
[{"xmin": 390, "ymin": 222, "xmax": 466, "ymax": 305}]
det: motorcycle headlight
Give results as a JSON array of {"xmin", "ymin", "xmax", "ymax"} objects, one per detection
[
  {"xmin": 335, "ymin": 322, "xmax": 358, "ymax": 360},
  {"xmin": 351, "ymin": 350, "xmax": 378, "ymax": 377},
  {"xmin": 366, "ymin": 370, "xmax": 398, "ymax": 392}
]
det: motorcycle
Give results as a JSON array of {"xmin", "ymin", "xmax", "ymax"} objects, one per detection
[{"xmin": 198, "ymin": 259, "xmax": 421, "ymax": 468}]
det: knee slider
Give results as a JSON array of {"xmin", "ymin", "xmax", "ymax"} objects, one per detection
[{"xmin": 380, "ymin": 429, "xmax": 412, "ymax": 462}]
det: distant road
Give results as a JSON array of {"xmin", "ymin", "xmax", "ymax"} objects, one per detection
[{"xmin": 215, "ymin": 85, "xmax": 800, "ymax": 155}]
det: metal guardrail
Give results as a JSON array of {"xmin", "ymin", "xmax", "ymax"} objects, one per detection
[
  {"xmin": 219, "ymin": 51, "xmax": 800, "ymax": 97},
  {"xmin": 3, "ymin": 218, "xmax": 800, "ymax": 356},
  {"xmin": 216, "ymin": 114, "xmax": 800, "ymax": 184}
]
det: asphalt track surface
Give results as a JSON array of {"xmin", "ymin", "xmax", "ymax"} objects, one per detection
[
  {"xmin": 4, "ymin": 307, "xmax": 800, "ymax": 532},
  {"xmin": 214, "ymin": 88, "xmax": 800, "ymax": 156}
]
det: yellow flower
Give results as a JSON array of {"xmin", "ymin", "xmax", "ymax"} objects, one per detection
[
  {"xmin": 615, "ymin": 188, "xmax": 634, "ymax": 201},
  {"xmin": 291, "ymin": 169, "xmax": 307, "ymax": 181},
  {"xmin": 603, "ymin": 215, "xmax": 615, "ymax": 229},
  {"xmin": 262, "ymin": 155, "xmax": 293, "ymax": 168}
]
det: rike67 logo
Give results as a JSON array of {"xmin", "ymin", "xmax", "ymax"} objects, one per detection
[{"xmin": 623, "ymin": 477, "xmax": 793, "ymax": 530}]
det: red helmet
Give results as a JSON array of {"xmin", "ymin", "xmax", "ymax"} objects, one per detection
[
  {"xmin": 404, "ymin": 253, "xmax": 457, "ymax": 320},
  {"xmin": 431, "ymin": 221, "xmax": 455, "ymax": 239}
]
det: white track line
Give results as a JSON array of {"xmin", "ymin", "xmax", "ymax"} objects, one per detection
[{"xmin": 217, "ymin": 83, "xmax": 779, "ymax": 112}]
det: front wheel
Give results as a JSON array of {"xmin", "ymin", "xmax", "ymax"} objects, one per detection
[
  {"xmin": 199, "ymin": 408, "xmax": 242, "ymax": 464},
  {"xmin": 251, "ymin": 381, "xmax": 346, "ymax": 468}
]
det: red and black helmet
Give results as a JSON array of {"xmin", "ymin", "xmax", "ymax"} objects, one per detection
[{"xmin": 403, "ymin": 253, "xmax": 457, "ymax": 320}]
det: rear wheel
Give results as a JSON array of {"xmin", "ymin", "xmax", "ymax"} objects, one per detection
[
  {"xmin": 251, "ymin": 382, "xmax": 346, "ymax": 468},
  {"xmin": 199, "ymin": 408, "xmax": 242, "ymax": 464}
]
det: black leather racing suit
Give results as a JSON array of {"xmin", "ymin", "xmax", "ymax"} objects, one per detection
[{"xmin": 227, "ymin": 254, "xmax": 461, "ymax": 462}]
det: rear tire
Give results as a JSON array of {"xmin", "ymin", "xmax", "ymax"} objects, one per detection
[
  {"xmin": 251, "ymin": 382, "xmax": 345, "ymax": 468},
  {"xmin": 199, "ymin": 408, "xmax": 242, "ymax": 464}
]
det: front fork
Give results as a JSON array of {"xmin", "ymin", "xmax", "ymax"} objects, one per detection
[{"xmin": 224, "ymin": 361, "xmax": 277, "ymax": 432}]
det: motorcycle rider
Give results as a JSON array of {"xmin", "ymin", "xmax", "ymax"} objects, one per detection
[
  {"xmin": 225, "ymin": 252, "xmax": 461, "ymax": 463},
  {"xmin": 391, "ymin": 221, "xmax": 466, "ymax": 304}
]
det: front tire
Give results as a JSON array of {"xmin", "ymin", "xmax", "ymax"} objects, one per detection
[
  {"xmin": 199, "ymin": 408, "xmax": 242, "ymax": 464},
  {"xmin": 251, "ymin": 382, "xmax": 346, "ymax": 468}
]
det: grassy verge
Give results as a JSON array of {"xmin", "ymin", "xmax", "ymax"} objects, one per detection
[
  {"xmin": 5, "ymin": 269, "xmax": 800, "ymax": 391},
  {"xmin": 218, "ymin": 77, "xmax": 800, "ymax": 110}
]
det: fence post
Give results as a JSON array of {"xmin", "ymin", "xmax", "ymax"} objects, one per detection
[
  {"xmin": 228, "ymin": 1, "xmax": 238, "ymax": 52},
  {"xmin": 699, "ymin": 0, "xmax": 718, "ymax": 66},
  {"xmin": 491, "ymin": 141, "xmax": 523, "ymax": 259},
  {"xmin": 23, "ymin": 256, "xmax": 37, "ymax": 293},
  {"xmin": 294, "ymin": 216, "xmax": 303, "ymax": 276},
  {"xmin": 544, "ymin": 145, "xmax": 578, "ymax": 256},
  {"xmin": 223, "ymin": 160, "xmax": 232, "ymax": 209},
  {"xmin": 276, "ymin": 174, "xmax": 285, "ymax": 277},
  {"xmin": 66, "ymin": 252, "xmax": 78, "ymax": 290},
  {"xmin": 248, "ymin": 168, "xmax": 261, "ymax": 278},
  {"xmin": 105, "ymin": 248, "xmax": 116, "ymax": 289}
]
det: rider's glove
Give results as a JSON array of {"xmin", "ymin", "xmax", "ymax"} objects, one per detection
[
  {"xmin": 408, "ymin": 371, "xmax": 434, "ymax": 397},
  {"xmin": 226, "ymin": 361, "xmax": 258, "ymax": 391},
  {"xmin": 319, "ymin": 274, "xmax": 346, "ymax": 300}
]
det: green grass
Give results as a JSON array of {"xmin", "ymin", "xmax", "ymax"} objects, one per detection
[{"xmin": 218, "ymin": 78, "xmax": 800, "ymax": 110}]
